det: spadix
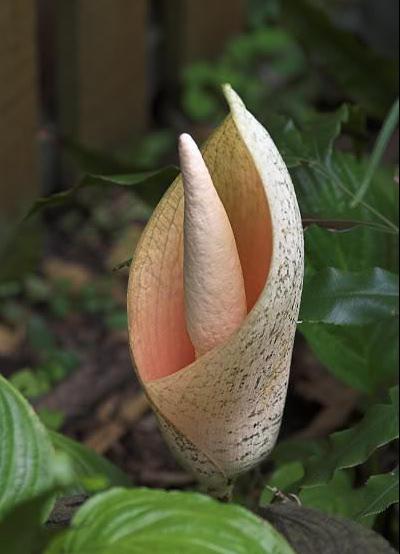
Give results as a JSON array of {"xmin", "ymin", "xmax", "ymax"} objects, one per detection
[
  {"xmin": 127, "ymin": 86, "xmax": 304, "ymax": 498},
  {"xmin": 179, "ymin": 133, "xmax": 247, "ymax": 357}
]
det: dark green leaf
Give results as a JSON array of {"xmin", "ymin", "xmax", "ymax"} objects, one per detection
[
  {"xmin": 0, "ymin": 493, "xmax": 55, "ymax": 554},
  {"xmin": 300, "ymin": 267, "xmax": 399, "ymax": 325},
  {"xmin": 301, "ymin": 387, "xmax": 399, "ymax": 486},
  {"xmin": 45, "ymin": 488, "xmax": 295, "ymax": 554},
  {"xmin": 297, "ymin": 469, "xmax": 399, "ymax": 523},
  {"xmin": 300, "ymin": 321, "xmax": 398, "ymax": 393},
  {"xmin": 0, "ymin": 375, "xmax": 55, "ymax": 518},
  {"xmin": 25, "ymin": 166, "xmax": 179, "ymax": 220},
  {"xmin": 298, "ymin": 471, "xmax": 363, "ymax": 521},
  {"xmin": 49, "ymin": 432, "xmax": 130, "ymax": 494},
  {"xmin": 356, "ymin": 469, "xmax": 399, "ymax": 520}
]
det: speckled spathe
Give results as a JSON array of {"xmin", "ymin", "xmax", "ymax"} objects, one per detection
[{"xmin": 127, "ymin": 86, "xmax": 304, "ymax": 495}]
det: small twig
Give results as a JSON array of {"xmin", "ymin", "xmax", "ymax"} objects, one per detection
[{"xmin": 266, "ymin": 486, "xmax": 302, "ymax": 506}]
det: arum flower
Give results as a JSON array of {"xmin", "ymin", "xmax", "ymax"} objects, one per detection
[{"xmin": 127, "ymin": 86, "xmax": 304, "ymax": 498}]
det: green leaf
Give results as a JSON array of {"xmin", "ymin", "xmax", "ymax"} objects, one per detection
[
  {"xmin": 49, "ymin": 432, "xmax": 130, "ymax": 494},
  {"xmin": 304, "ymin": 225, "xmax": 397, "ymax": 274},
  {"xmin": 356, "ymin": 469, "xmax": 399, "ymax": 520},
  {"xmin": 25, "ymin": 166, "xmax": 179, "ymax": 220},
  {"xmin": 297, "ymin": 469, "xmax": 399, "ymax": 524},
  {"xmin": 299, "ymin": 470, "xmax": 366, "ymax": 521},
  {"xmin": 302, "ymin": 387, "xmax": 399, "ymax": 486},
  {"xmin": 0, "ymin": 374, "xmax": 55, "ymax": 518},
  {"xmin": 271, "ymin": 105, "xmax": 348, "ymax": 168},
  {"xmin": 0, "ymin": 492, "xmax": 55, "ymax": 554},
  {"xmin": 303, "ymin": 105, "xmax": 349, "ymax": 164},
  {"xmin": 300, "ymin": 267, "xmax": 399, "ymax": 325},
  {"xmin": 281, "ymin": 0, "xmax": 398, "ymax": 117},
  {"xmin": 300, "ymin": 321, "xmax": 398, "ymax": 393},
  {"xmin": 45, "ymin": 488, "xmax": 295, "ymax": 554}
]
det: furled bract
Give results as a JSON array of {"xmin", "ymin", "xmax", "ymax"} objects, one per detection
[{"xmin": 127, "ymin": 86, "xmax": 304, "ymax": 496}]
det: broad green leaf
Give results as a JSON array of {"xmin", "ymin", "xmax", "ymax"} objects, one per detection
[
  {"xmin": 25, "ymin": 166, "xmax": 179, "ymax": 220},
  {"xmin": 49, "ymin": 431, "xmax": 130, "ymax": 493},
  {"xmin": 302, "ymin": 387, "xmax": 399, "ymax": 486},
  {"xmin": 0, "ymin": 492, "xmax": 54, "ymax": 554},
  {"xmin": 281, "ymin": 0, "xmax": 398, "ymax": 117},
  {"xmin": 302, "ymin": 105, "xmax": 349, "ymax": 164},
  {"xmin": 270, "ymin": 105, "xmax": 348, "ymax": 168},
  {"xmin": 300, "ymin": 321, "xmax": 398, "ymax": 393},
  {"xmin": 0, "ymin": 375, "xmax": 55, "ymax": 518},
  {"xmin": 45, "ymin": 488, "xmax": 295, "ymax": 554},
  {"xmin": 356, "ymin": 469, "xmax": 399, "ymax": 520},
  {"xmin": 304, "ymin": 225, "xmax": 397, "ymax": 274},
  {"xmin": 296, "ymin": 153, "xmax": 399, "ymax": 244},
  {"xmin": 300, "ymin": 267, "xmax": 399, "ymax": 325}
]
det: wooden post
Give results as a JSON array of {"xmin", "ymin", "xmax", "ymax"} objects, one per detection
[
  {"xmin": 159, "ymin": 0, "xmax": 246, "ymax": 111},
  {"xmin": 57, "ymin": 0, "xmax": 148, "ymax": 149},
  {"xmin": 0, "ymin": 1, "xmax": 39, "ymax": 218},
  {"xmin": 179, "ymin": 0, "xmax": 246, "ymax": 64}
]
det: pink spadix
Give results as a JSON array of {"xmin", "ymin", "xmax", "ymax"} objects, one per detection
[{"xmin": 179, "ymin": 133, "xmax": 247, "ymax": 357}]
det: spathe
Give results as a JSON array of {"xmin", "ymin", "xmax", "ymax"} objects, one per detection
[{"xmin": 127, "ymin": 85, "xmax": 304, "ymax": 497}]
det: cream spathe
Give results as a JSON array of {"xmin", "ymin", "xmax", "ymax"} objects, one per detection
[{"xmin": 127, "ymin": 86, "xmax": 304, "ymax": 498}]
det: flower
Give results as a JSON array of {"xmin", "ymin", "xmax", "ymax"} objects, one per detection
[{"xmin": 127, "ymin": 85, "xmax": 304, "ymax": 497}]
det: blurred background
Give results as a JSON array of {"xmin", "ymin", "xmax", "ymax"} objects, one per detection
[
  {"xmin": 1, "ymin": 0, "xmax": 398, "ymax": 217},
  {"xmin": 0, "ymin": 0, "xmax": 398, "ymax": 538}
]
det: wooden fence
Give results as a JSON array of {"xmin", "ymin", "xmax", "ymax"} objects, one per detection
[{"xmin": 0, "ymin": 0, "xmax": 246, "ymax": 219}]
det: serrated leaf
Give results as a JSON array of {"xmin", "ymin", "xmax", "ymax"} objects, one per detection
[
  {"xmin": 296, "ymin": 469, "xmax": 399, "ymax": 524},
  {"xmin": 300, "ymin": 267, "xmax": 399, "ymax": 325},
  {"xmin": 49, "ymin": 431, "xmax": 130, "ymax": 494},
  {"xmin": 44, "ymin": 488, "xmax": 295, "ymax": 554},
  {"xmin": 302, "ymin": 387, "xmax": 399, "ymax": 486},
  {"xmin": 0, "ymin": 374, "xmax": 55, "ymax": 518},
  {"xmin": 298, "ymin": 471, "xmax": 374, "ymax": 523},
  {"xmin": 300, "ymin": 321, "xmax": 398, "ymax": 393},
  {"xmin": 356, "ymin": 469, "xmax": 399, "ymax": 520}
]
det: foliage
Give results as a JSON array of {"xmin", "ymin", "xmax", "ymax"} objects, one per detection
[
  {"xmin": 281, "ymin": 0, "xmax": 398, "ymax": 118},
  {"xmin": 183, "ymin": 26, "xmax": 317, "ymax": 124},
  {"xmin": 0, "ymin": 0, "xmax": 399, "ymax": 549},
  {"xmin": 261, "ymin": 387, "xmax": 399, "ymax": 524},
  {"xmin": 0, "ymin": 374, "xmax": 55, "ymax": 519},
  {"xmin": 0, "ymin": 376, "xmax": 130, "ymax": 511},
  {"xmin": 44, "ymin": 488, "xmax": 295, "ymax": 554}
]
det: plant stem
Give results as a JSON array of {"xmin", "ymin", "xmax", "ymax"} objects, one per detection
[{"xmin": 351, "ymin": 98, "xmax": 399, "ymax": 207}]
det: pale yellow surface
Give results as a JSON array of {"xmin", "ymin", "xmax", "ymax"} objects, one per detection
[{"xmin": 127, "ymin": 86, "xmax": 304, "ymax": 495}]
